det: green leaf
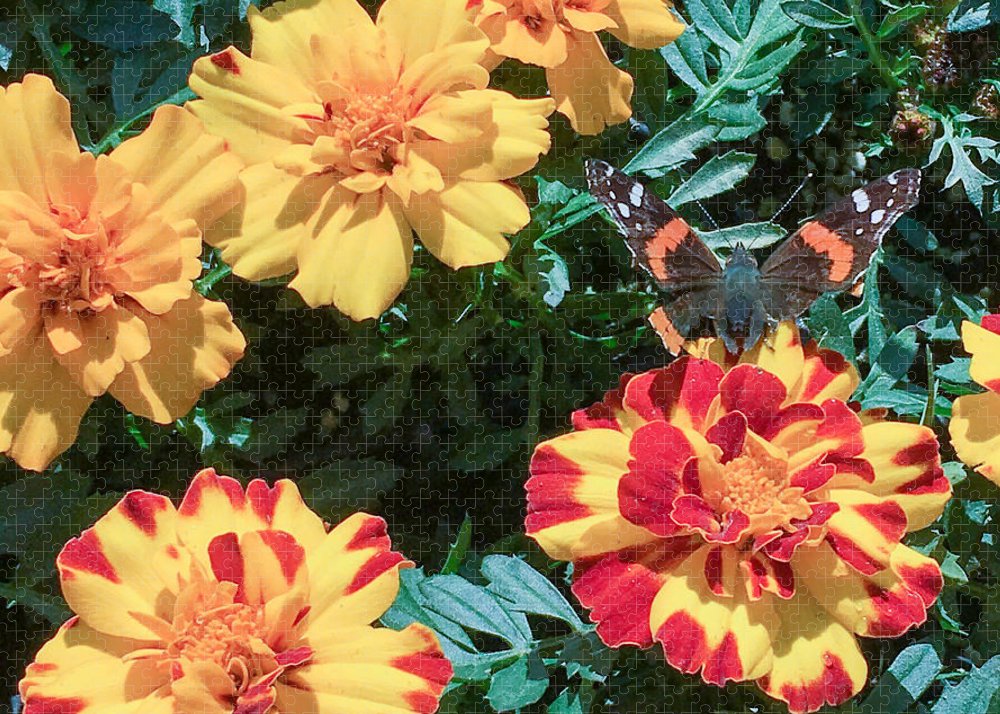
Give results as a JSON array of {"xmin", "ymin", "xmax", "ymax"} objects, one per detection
[
  {"xmin": 699, "ymin": 222, "xmax": 787, "ymax": 251},
  {"xmin": 808, "ymin": 293, "xmax": 857, "ymax": 363},
  {"xmin": 548, "ymin": 688, "xmax": 586, "ymax": 714},
  {"xmin": 625, "ymin": 115, "xmax": 720, "ymax": 173},
  {"xmin": 482, "ymin": 555, "xmax": 585, "ymax": 629},
  {"xmin": 925, "ymin": 110, "xmax": 998, "ymax": 215},
  {"xmin": 707, "ymin": 99, "xmax": 767, "ymax": 140},
  {"xmin": 948, "ymin": 0, "xmax": 1000, "ymax": 32},
  {"xmin": 860, "ymin": 643, "xmax": 943, "ymax": 714},
  {"xmin": 441, "ymin": 515, "xmax": 473, "ymax": 575},
  {"xmin": 935, "ymin": 358, "xmax": 972, "ymax": 386},
  {"xmin": 71, "ymin": 0, "xmax": 176, "ymax": 51},
  {"xmin": 877, "ymin": 4, "xmax": 930, "ymax": 37},
  {"xmin": 667, "ymin": 151, "xmax": 755, "ymax": 206},
  {"xmin": 783, "ymin": 0, "xmax": 853, "ymax": 28},
  {"xmin": 0, "ymin": 582, "xmax": 72, "ymax": 624},
  {"xmin": 856, "ymin": 326, "xmax": 919, "ymax": 407},
  {"xmin": 894, "ymin": 216, "xmax": 939, "ymax": 252},
  {"xmin": 932, "ymin": 656, "xmax": 1000, "ymax": 714},
  {"xmin": 487, "ymin": 656, "xmax": 549, "ymax": 712}
]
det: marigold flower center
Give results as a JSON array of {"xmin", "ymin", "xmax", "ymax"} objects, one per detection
[
  {"xmin": 169, "ymin": 601, "xmax": 267, "ymax": 692},
  {"xmin": 717, "ymin": 452, "xmax": 788, "ymax": 516},
  {"xmin": 8, "ymin": 204, "xmax": 116, "ymax": 314},
  {"xmin": 320, "ymin": 91, "xmax": 409, "ymax": 174}
]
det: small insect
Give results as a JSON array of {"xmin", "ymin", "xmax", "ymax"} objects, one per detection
[{"xmin": 585, "ymin": 159, "xmax": 922, "ymax": 354}]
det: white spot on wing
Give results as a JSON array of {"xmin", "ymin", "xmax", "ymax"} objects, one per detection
[
  {"xmin": 617, "ymin": 202, "xmax": 631, "ymax": 218},
  {"xmin": 629, "ymin": 183, "xmax": 644, "ymax": 207},
  {"xmin": 886, "ymin": 173, "xmax": 898, "ymax": 185},
  {"xmin": 886, "ymin": 198, "xmax": 894, "ymax": 207},
  {"xmin": 852, "ymin": 189, "xmax": 870, "ymax": 212},
  {"xmin": 604, "ymin": 164, "xmax": 615, "ymax": 177},
  {"xmin": 871, "ymin": 209, "xmax": 886, "ymax": 224},
  {"xmin": 855, "ymin": 227, "xmax": 865, "ymax": 235},
  {"xmin": 609, "ymin": 191, "xmax": 617, "ymax": 200}
]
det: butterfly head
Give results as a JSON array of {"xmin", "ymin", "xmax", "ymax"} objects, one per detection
[{"xmin": 725, "ymin": 242, "xmax": 758, "ymax": 269}]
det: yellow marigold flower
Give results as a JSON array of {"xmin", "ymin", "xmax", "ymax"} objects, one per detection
[
  {"xmin": 19, "ymin": 468, "xmax": 452, "ymax": 713},
  {"xmin": 526, "ymin": 323, "xmax": 951, "ymax": 713},
  {"xmin": 469, "ymin": 0, "xmax": 684, "ymax": 134},
  {"xmin": 0, "ymin": 75, "xmax": 245, "ymax": 472},
  {"xmin": 949, "ymin": 314, "xmax": 1000, "ymax": 486},
  {"xmin": 188, "ymin": 0, "xmax": 555, "ymax": 320}
]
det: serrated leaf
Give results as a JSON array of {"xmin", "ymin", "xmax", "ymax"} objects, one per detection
[
  {"xmin": 808, "ymin": 293, "xmax": 857, "ymax": 362},
  {"xmin": 487, "ymin": 656, "xmax": 549, "ymax": 712},
  {"xmin": 423, "ymin": 574, "xmax": 533, "ymax": 646},
  {"xmin": 878, "ymin": 4, "xmax": 930, "ymax": 37},
  {"xmin": 860, "ymin": 643, "xmax": 943, "ymax": 714},
  {"xmin": 926, "ymin": 110, "xmax": 998, "ymax": 215},
  {"xmin": 708, "ymin": 99, "xmax": 766, "ymax": 140},
  {"xmin": 482, "ymin": 555, "xmax": 584, "ymax": 629},
  {"xmin": 668, "ymin": 151, "xmax": 755, "ymax": 206},
  {"xmin": 947, "ymin": 0, "xmax": 1000, "ymax": 32},
  {"xmin": 783, "ymin": 0, "xmax": 853, "ymax": 28},
  {"xmin": 932, "ymin": 656, "xmax": 1000, "ymax": 714},
  {"xmin": 699, "ymin": 222, "xmax": 786, "ymax": 251},
  {"xmin": 626, "ymin": 115, "xmax": 720, "ymax": 173}
]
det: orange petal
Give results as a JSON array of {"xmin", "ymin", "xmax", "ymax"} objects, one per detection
[
  {"xmin": 0, "ymin": 74, "xmax": 79, "ymax": 203},
  {"xmin": 107, "ymin": 293, "xmax": 245, "ymax": 423},
  {"xmin": 171, "ymin": 659, "xmax": 235, "ymax": 714},
  {"xmin": 0, "ymin": 332, "xmax": 92, "ymax": 471},
  {"xmin": 19, "ymin": 618, "xmax": 172, "ymax": 714},
  {"xmin": 108, "ymin": 105, "xmax": 244, "ymax": 231},
  {"xmin": 46, "ymin": 306, "xmax": 152, "ymax": 397},
  {"xmin": 605, "ymin": 0, "xmax": 685, "ymax": 49},
  {"xmin": 545, "ymin": 30, "xmax": 633, "ymax": 135}
]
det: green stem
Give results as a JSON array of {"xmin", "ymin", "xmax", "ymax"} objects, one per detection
[
  {"xmin": 845, "ymin": 0, "xmax": 900, "ymax": 90},
  {"xmin": 89, "ymin": 86, "xmax": 197, "ymax": 155}
]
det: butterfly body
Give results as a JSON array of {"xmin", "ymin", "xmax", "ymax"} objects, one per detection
[{"xmin": 585, "ymin": 160, "xmax": 922, "ymax": 354}]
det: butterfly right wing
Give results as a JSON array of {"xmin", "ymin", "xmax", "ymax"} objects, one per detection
[{"xmin": 585, "ymin": 159, "xmax": 723, "ymax": 292}]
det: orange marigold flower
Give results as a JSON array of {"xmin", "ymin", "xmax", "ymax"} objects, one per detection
[
  {"xmin": 19, "ymin": 468, "xmax": 452, "ymax": 713},
  {"xmin": 949, "ymin": 313, "xmax": 1000, "ymax": 486},
  {"xmin": 469, "ymin": 0, "xmax": 684, "ymax": 134},
  {"xmin": 525, "ymin": 323, "xmax": 951, "ymax": 713},
  {"xmin": 0, "ymin": 75, "xmax": 245, "ymax": 472},
  {"xmin": 188, "ymin": 0, "xmax": 555, "ymax": 320}
]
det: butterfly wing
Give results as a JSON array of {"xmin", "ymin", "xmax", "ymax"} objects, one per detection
[
  {"xmin": 586, "ymin": 159, "xmax": 723, "ymax": 340},
  {"xmin": 760, "ymin": 168, "xmax": 921, "ymax": 319}
]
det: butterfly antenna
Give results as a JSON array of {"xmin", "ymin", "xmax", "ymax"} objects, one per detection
[
  {"xmin": 694, "ymin": 199, "xmax": 720, "ymax": 231},
  {"xmin": 770, "ymin": 171, "xmax": 815, "ymax": 224}
]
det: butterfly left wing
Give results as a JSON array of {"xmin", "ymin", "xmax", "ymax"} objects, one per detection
[{"xmin": 760, "ymin": 168, "xmax": 921, "ymax": 319}]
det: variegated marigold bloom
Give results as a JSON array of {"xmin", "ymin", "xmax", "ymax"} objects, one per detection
[
  {"xmin": 526, "ymin": 323, "xmax": 951, "ymax": 713},
  {"xmin": 469, "ymin": 0, "xmax": 684, "ymax": 134},
  {"xmin": 949, "ymin": 314, "xmax": 1000, "ymax": 486},
  {"xmin": 0, "ymin": 75, "xmax": 245, "ymax": 472},
  {"xmin": 188, "ymin": 0, "xmax": 554, "ymax": 320},
  {"xmin": 20, "ymin": 469, "xmax": 452, "ymax": 713}
]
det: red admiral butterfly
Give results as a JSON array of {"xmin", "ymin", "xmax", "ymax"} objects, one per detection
[{"xmin": 585, "ymin": 160, "xmax": 922, "ymax": 354}]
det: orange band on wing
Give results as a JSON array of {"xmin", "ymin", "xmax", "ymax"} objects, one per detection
[
  {"xmin": 799, "ymin": 223, "xmax": 855, "ymax": 283},
  {"xmin": 648, "ymin": 219, "xmax": 691, "ymax": 280}
]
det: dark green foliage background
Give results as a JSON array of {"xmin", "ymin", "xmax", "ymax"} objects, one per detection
[{"xmin": 0, "ymin": 0, "xmax": 998, "ymax": 712}]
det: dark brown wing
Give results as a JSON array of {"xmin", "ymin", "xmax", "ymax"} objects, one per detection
[
  {"xmin": 760, "ymin": 168, "xmax": 921, "ymax": 319},
  {"xmin": 585, "ymin": 159, "xmax": 722, "ymax": 293}
]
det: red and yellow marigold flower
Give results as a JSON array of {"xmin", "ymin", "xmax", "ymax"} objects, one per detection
[
  {"xmin": 950, "ymin": 314, "xmax": 1000, "ymax": 486},
  {"xmin": 0, "ymin": 74, "xmax": 245, "ymax": 472},
  {"xmin": 469, "ymin": 0, "xmax": 684, "ymax": 134},
  {"xmin": 526, "ymin": 323, "xmax": 951, "ymax": 713},
  {"xmin": 20, "ymin": 468, "xmax": 452, "ymax": 713},
  {"xmin": 188, "ymin": 0, "xmax": 554, "ymax": 320}
]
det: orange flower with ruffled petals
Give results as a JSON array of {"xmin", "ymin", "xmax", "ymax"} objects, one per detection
[
  {"xmin": 950, "ymin": 314, "xmax": 1000, "ymax": 486},
  {"xmin": 0, "ymin": 74, "xmax": 245, "ymax": 472},
  {"xmin": 20, "ymin": 469, "xmax": 452, "ymax": 713},
  {"xmin": 188, "ymin": 0, "xmax": 554, "ymax": 320},
  {"xmin": 470, "ymin": 0, "xmax": 684, "ymax": 134},
  {"xmin": 526, "ymin": 323, "xmax": 951, "ymax": 713}
]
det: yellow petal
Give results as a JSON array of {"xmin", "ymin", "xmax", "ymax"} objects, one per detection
[
  {"xmin": 278, "ymin": 624, "xmax": 450, "ymax": 714},
  {"xmin": 605, "ymin": 0, "xmax": 685, "ymax": 49},
  {"xmin": 564, "ymin": 7, "xmax": 617, "ymax": 32},
  {"xmin": 526, "ymin": 429, "xmax": 656, "ymax": 561},
  {"xmin": 176, "ymin": 469, "xmax": 327, "ymax": 571},
  {"xmin": 46, "ymin": 306, "xmax": 152, "ymax": 397},
  {"xmin": 207, "ymin": 165, "xmax": 336, "ymax": 282},
  {"xmin": 171, "ymin": 659, "xmax": 235, "ymax": 714},
  {"xmin": 410, "ymin": 89, "xmax": 554, "ymax": 182},
  {"xmin": 545, "ymin": 30, "xmax": 633, "ymax": 135},
  {"xmin": 289, "ymin": 189, "xmax": 413, "ymax": 319},
  {"xmin": 48, "ymin": 150, "xmax": 99, "ymax": 213},
  {"xmin": 188, "ymin": 47, "xmax": 314, "ymax": 165},
  {"xmin": 489, "ymin": 15, "xmax": 568, "ymax": 67},
  {"xmin": 304, "ymin": 513, "xmax": 410, "ymax": 630},
  {"xmin": 0, "ymin": 286, "xmax": 41, "ymax": 353},
  {"xmin": 0, "ymin": 74, "xmax": 79, "ymax": 203},
  {"xmin": 0, "ymin": 332, "xmax": 92, "ymax": 471},
  {"xmin": 377, "ymin": 0, "xmax": 489, "ymax": 69},
  {"xmin": 403, "ymin": 180, "xmax": 526, "ymax": 269},
  {"xmin": 950, "ymin": 390, "xmax": 1000, "ymax": 487},
  {"xmin": 107, "ymin": 294, "xmax": 245, "ymax": 423},
  {"xmin": 19, "ymin": 618, "xmax": 172, "ymax": 714},
  {"xmin": 962, "ymin": 319, "xmax": 1000, "ymax": 391},
  {"xmin": 57, "ymin": 491, "xmax": 183, "ymax": 640},
  {"xmin": 408, "ymin": 92, "xmax": 493, "ymax": 143},
  {"xmin": 108, "ymin": 105, "xmax": 244, "ymax": 230}
]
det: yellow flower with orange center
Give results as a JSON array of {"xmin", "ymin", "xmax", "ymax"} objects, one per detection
[
  {"xmin": 188, "ymin": 0, "xmax": 555, "ymax": 320},
  {"xmin": 526, "ymin": 323, "xmax": 952, "ymax": 713},
  {"xmin": 949, "ymin": 313, "xmax": 1000, "ymax": 486},
  {"xmin": 20, "ymin": 469, "xmax": 452, "ymax": 713},
  {"xmin": 469, "ymin": 0, "xmax": 684, "ymax": 134},
  {"xmin": 0, "ymin": 75, "xmax": 246, "ymax": 472}
]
